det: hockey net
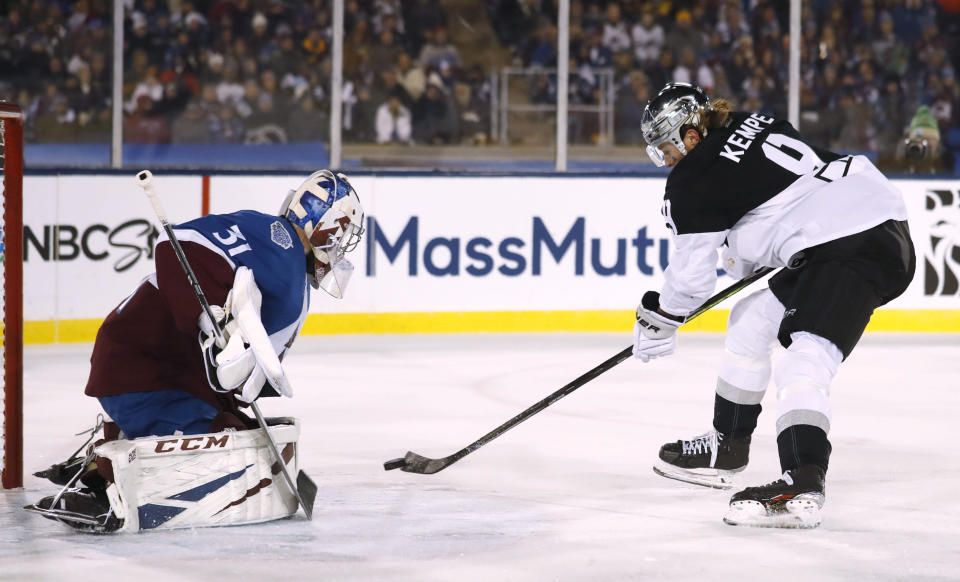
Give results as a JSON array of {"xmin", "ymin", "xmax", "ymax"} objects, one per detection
[{"xmin": 1, "ymin": 102, "xmax": 23, "ymax": 489}]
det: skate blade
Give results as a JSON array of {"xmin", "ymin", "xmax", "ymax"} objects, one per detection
[
  {"xmin": 24, "ymin": 504, "xmax": 101, "ymax": 526},
  {"xmin": 652, "ymin": 460, "xmax": 739, "ymax": 490},
  {"xmin": 723, "ymin": 499, "xmax": 822, "ymax": 529}
]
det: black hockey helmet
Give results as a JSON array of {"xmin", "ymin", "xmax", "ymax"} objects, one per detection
[{"xmin": 641, "ymin": 82, "xmax": 710, "ymax": 166}]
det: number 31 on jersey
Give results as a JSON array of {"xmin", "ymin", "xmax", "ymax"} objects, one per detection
[{"xmin": 213, "ymin": 225, "xmax": 252, "ymax": 257}]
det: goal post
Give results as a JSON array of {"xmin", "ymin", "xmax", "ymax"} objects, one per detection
[{"xmin": 1, "ymin": 102, "xmax": 24, "ymax": 489}]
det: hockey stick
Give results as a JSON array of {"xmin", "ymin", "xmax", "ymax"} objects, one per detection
[
  {"xmin": 136, "ymin": 170, "xmax": 316, "ymax": 519},
  {"xmin": 383, "ymin": 265, "xmax": 777, "ymax": 475}
]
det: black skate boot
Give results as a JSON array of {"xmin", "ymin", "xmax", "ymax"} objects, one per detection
[
  {"xmin": 33, "ymin": 456, "xmax": 89, "ymax": 486},
  {"xmin": 653, "ymin": 430, "xmax": 750, "ymax": 489},
  {"xmin": 24, "ymin": 488, "xmax": 123, "ymax": 533},
  {"xmin": 723, "ymin": 465, "xmax": 825, "ymax": 529},
  {"xmin": 34, "ymin": 416, "xmax": 117, "ymax": 487}
]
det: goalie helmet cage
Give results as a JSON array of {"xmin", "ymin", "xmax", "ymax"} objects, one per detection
[{"xmin": 0, "ymin": 102, "xmax": 24, "ymax": 489}]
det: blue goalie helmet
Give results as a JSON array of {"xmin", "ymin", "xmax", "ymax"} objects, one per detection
[
  {"xmin": 280, "ymin": 170, "xmax": 364, "ymax": 298},
  {"xmin": 641, "ymin": 82, "xmax": 710, "ymax": 167}
]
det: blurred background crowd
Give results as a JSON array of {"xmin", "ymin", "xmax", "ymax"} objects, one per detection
[{"xmin": 1, "ymin": 0, "xmax": 959, "ymax": 172}]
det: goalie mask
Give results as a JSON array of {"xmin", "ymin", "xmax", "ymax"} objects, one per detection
[
  {"xmin": 281, "ymin": 170, "xmax": 364, "ymax": 298},
  {"xmin": 641, "ymin": 82, "xmax": 710, "ymax": 167}
]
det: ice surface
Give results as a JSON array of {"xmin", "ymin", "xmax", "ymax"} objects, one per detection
[{"xmin": 2, "ymin": 333, "xmax": 958, "ymax": 582}]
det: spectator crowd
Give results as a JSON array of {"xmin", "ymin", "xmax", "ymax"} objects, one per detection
[
  {"xmin": 1, "ymin": 0, "xmax": 958, "ymax": 171},
  {"xmin": 495, "ymin": 0, "xmax": 958, "ymax": 167},
  {"xmin": 1, "ymin": 0, "xmax": 491, "ymax": 147}
]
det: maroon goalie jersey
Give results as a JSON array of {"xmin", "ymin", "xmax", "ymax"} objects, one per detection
[
  {"xmin": 86, "ymin": 210, "xmax": 312, "ymax": 412},
  {"xmin": 84, "ymin": 240, "xmax": 238, "ymax": 412}
]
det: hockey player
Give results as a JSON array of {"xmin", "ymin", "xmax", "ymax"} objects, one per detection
[
  {"xmin": 26, "ymin": 170, "xmax": 364, "ymax": 532},
  {"xmin": 633, "ymin": 83, "xmax": 915, "ymax": 528}
]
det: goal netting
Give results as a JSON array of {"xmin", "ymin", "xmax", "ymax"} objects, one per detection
[{"xmin": 1, "ymin": 102, "xmax": 23, "ymax": 489}]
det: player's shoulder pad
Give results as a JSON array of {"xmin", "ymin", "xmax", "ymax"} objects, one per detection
[{"xmin": 174, "ymin": 211, "xmax": 301, "ymax": 257}]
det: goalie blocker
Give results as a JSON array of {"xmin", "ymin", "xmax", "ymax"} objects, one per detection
[{"xmin": 27, "ymin": 419, "xmax": 302, "ymax": 533}]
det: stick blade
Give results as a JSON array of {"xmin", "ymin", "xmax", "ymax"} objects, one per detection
[
  {"xmin": 383, "ymin": 457, "xmax": 406, "ymax": 471},
  {"xmin": 398, "ymin": 451, "xmax": 453, "ymax": 475},
  {"xmin": 296, "ymin": 470, "xmax": 317, "ymax": 520}
]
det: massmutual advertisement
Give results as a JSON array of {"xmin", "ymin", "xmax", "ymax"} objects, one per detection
[{"xmin": 20, "ymin": 174, "xmax": 960, "ymax": 342}]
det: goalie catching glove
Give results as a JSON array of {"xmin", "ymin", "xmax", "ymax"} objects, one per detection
[
  {"xmin": 633, "ymin": 291, "xmax": 684, "ymax": 363},
  {"xmin": 200, "ymin": 267, "xmax": 292, "ymax": 403}
]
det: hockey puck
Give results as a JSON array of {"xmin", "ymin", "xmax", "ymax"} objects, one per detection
[{"xmin": 383, "ymin": 458, "xmax": 406, "ymax": 471}]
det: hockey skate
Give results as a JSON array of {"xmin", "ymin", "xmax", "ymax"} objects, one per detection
[
  {"xmin": 33, "ymin": 416, "xmax": 114, "ymax": 487},
  {"xmin": 653, "ymin": 430, "xmax": 749, "ymax": 489},
  {"xmin": 723, "ymin": 465, "xmax": 825, "ymax": 529},
  {"xmin": 33, "ymin": 456, "xmax": 89, "ymax": 486},
  {"xmin": 26, "ymin": 416, "xmax": 124, "ymax": 533},
  {"xmin": 24, "ymin": 488, "xmax": 123, "ymax": 533}
]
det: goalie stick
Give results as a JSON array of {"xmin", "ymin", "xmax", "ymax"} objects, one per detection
[
  {"xmin": 383, "ymin": 266, "xmax": 777, "ymax": 475},
  {"xmin": 136, "ymin": 170, "xmax": 317, "ymax": 519}
]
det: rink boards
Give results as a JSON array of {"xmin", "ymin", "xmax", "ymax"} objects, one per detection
[{"xmin": 18, "ymin": 173, "xmax": 960, "ymax": 343}]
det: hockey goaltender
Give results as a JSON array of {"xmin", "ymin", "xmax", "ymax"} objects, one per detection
[{"xmin": 25, "ymin": 170, "xmax": 364, "ymax": 533}]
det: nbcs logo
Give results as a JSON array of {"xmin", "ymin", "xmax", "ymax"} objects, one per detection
[{"xmin": 25, "ymin": 219, "xmax": 160, "ymax": 272}]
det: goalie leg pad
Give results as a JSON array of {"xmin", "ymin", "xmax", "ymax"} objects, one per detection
[{"xmin": 92, "ymin": 419, "xmax": 302, "ymax": 532}]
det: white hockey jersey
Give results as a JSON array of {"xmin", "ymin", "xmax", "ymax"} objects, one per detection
[{"xmin": 657, "ymin": 112, "xmax": 908, "ymax": 316}]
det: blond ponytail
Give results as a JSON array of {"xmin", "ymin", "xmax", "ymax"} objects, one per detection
[{"xmin": 700, "ymin": 98, "xmax": 733, "ymax": 134}]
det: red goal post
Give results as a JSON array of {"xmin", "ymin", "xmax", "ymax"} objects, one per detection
[{"xmin": 1, "ymin": 102, "xmax": 24, "ymax": 489}]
